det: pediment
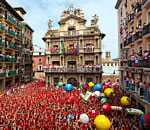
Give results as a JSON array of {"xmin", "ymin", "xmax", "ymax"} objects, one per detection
[{"xmin": 58, "ymin": 15, "xmax": 86, "ymax": 25}]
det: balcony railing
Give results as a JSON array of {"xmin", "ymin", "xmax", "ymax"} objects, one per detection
[
  {"xmin": 140, "ymin": 59, "xmax": 150, "ymax": 68},
  {"xmin": 18, "ymin": 70, "xmax": 23, "ymax": 74},
  {"xmin": 17, "ymin": 35, "xmax": 23, "ymax": 41},
  {"xmin": 7, "ymin": 58, "xmax": 16, "ymax": 62},
  {"xmin": 51, "ymin": 48, "xmax": 60, "ymax": 54},
  {"xmin": 0, "ymin": 56, "xmax": 5, "ymax": 62},
  {"xmin": 9, "ymin": 43, "xmax": 16, "ymax": 49},
  {"xmin": 128, "ymin": 36, "xmax": 134, "ymax": 45},
  {"xmin": 84, "ymin": 47, "xmax": 94, "ymax": 53},
  {"xmin": 8, "ymin": 71, "xmax": 16, "ymax": 76},
  {"xmin": 8, "ymin": 29, "xmax": 16, "ymax": 36},
  {"xmin": 128, "ymin": 13, "xmax": 134, "ymax": 24},
  {"xmin": 124, "ymin": 39, "xmax": 128, "ymax": 47},
  {"xmin": 0, "ymin": 72, "xmax": 5, "ymax": 77},
  {"xmin": 124, "ymin": 19, "xmax": 128, "ymax": 29},
  {"xmin": 134, "ymin": 31, "xmax": 142, "ymax": 42},
  {"xmin": 18, "ymin": 59, "xmax": 22, "ymax": 62},
  {"xmin": 44, "ymin": 66, "xmax": 102, "ymax": 73},
  {"xmin": 8, "ymin": 15, "xmax": 16, "ymax": 24},
  {"xmin": 134, "ymin": 4, "xmax": 142, "ymax": 16},
  {"xmin": 0, "ymin": 25, "xmax": 5, "ymax": 31},
  {"xmin": 17, "ymin": 23, "xmax": 23, "ymax": 30},
  {"xmin": 67, "ymin": 48, "xmax": 73, "ymax": 54},
  {"xmin": 143, "ymin": 23, "xmax": 150, "ymax": 37},
  {"xmin": 18, "ymin": 47, "xmax": 22, "ymax": 52},
  {"xmin": 0, "ymin": 41, "xmax": 5, "ymax": 46}
]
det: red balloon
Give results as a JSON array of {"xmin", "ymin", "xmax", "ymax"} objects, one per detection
[
  {"xmin": 66, "ymin": 96, "xmax": 74, "ymax": 104},
  {"xmin": 84, "ymin": 85, "xmax": 88, "ymax": 88},
  {"xmin": 103, "ymin": 84, "xmax": 110, "ymax": 91},
  {"xmin": 103, "ymin": 103, "xmax": 111, "ymax": 113},
  {"xmin": 90, "ymin": 110, "xmax": 99, "ymax": 117}
]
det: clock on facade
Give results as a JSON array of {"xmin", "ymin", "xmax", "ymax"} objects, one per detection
[{"xmin": 69, "ymin": 20, "xmax": 74, "ymax": 25}]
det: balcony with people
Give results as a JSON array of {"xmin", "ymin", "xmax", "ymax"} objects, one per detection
[
  {"xmin": 134, "ymin": 2, "xmax": 142, "ymax": 17},
  {"xmin": 134, "ymin": 26, "xmax": 143, "ymax": 42},
  {"xmin": 0, "ymin": 24, "xmax": 5, "ymax": 33},
  {"xmin": 128, "ymin": 12, "xmax": 134, "ymax": 24},
  {"xmin": 0, "ymin": 67, "xmax": 5, "ymax": 78},
  {"xmin": 50, "ymin": 46, "xmax": 60, "ymax": 54},
  {"xmin": 121, "ymin": 77, "xmax": 150, "ymax": 103},
  {"xmin": 44, "ymin": 63, "xmax": 102, "ymax": 73},
  {"xmin": 84, "ymin": 43, "xmax": 94, "ymax": 53},
  {"xmin": 143, "ymin": 22, "xmax": 150, "ymax": 38}
]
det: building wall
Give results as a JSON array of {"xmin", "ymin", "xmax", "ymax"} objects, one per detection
[
  {"xmin": 115, "ymin": 0, "xmax": 150, "ymax": 113},
  {"xmin": 33, "ymin": 55, "xmax": 45, "ymax": 71},
  {"xmin": 44, "ymin": 6, "xmax": 104, "ymax": 86}
]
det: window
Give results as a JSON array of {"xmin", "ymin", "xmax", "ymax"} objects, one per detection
[
  {"xmin": 111, "ymin": 63, "xmax": 113, "ymax": 66},
  {"xmin": 103, "ymin": 63, "xmax": 105, "ymax": 66},
  {"xmin": 120, "ymin": 8, "xmax": 122, "ymax": 17},
  {"xmin": 107, "ymin": 63, "xmax": 109, "ymax": 66},
  {"xmin": 147, "ymin": 11, "xmax": 150, "ymax": 23},
  {"xmin": 138, "ymin": 46, "xmax": 142, "ymax": 56},
  {"xmin": 131, "ymin": 25, "xmax": 134, "ymax": 32},
  {"xmin": 147, "ymin": 43, "xmax": 150, "ymax": 51},
  {"xmin": 39, "ymin": 59, "xmax": 41, "ymax": 62},
  {"xmin": 131, "ymin": 48, "xmax": 135, "ymax": 55},
  {"xmin": 137, "ymin": 18, "xmax": 142, "ymax": 26},
  {"xmin": 148, "ymin": 76, "xmax": 150, "ymax": 84}
]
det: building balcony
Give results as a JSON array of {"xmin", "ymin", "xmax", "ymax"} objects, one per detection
[
  {"xmin": 44, "ymin": 66, "xmax": 102, "ymax": 73},
  {"xmin": 121, "ymin": 60, "xmax": 128, "ymax": 67},
  {"xmin": 128, "ymin": 35, "xmax": 135, "ymax": 45},
  {"xmin": 124, "ymin": 19, "xmax": 128, "ymax": 29},
  {"xmin": 7, "ymin": 57, "xmax": 16, "ymax": 62},
  {"xmin": 7, "ymin": 15, "xmax": 16, "ymax": 25},
  {"xmin": 128, "ymin": 13, "xmax": 134, "ymax": 24},
  {"xmin": 0, "ymin": 41, "xmax": 5, "ymax": 47},
  {"xmin": 140, "ymin": 59, "xmax": 150, "ymax": 68},
  {"xmin": 18, "ymin": 59, "xmax": 22, "ymax": 63},
  {"xmin": 134, "ymin": 31, "xmax": 142, "ymax": 42},
  {"xmin": 84, "ymin": 47, "xmax": 94, "ymax": 53},
  {"xmin": 143, "ymin": 23, "xmax": 150, "ymax": 38},
  {"xmin": 134, "ymin": 3, "xmax": 142, "ymax": 17},
  {"xmin": 18, "ymin": 70, "xmax": 23, "ymax": 74},
  {"xmin": 0, "ymin": 72, "xmax": 5, "ymax": 77},
  {"xmin": 142, "ymin": 0, "xmax": 150, "ymax": 8},
  {"xmin": 17, "ymin": 23, "xmax": 23, "ymax": 30},
  {"xmin": 67, "ymin": 48, "xmax": 73, "ymax": 54},
  {"xmin": 51, "ymin": 48, "xmax": 60, "ymax": 54},
  {"xmin": 0, "ymin": 25, "xmax": 5, "ymax": 33},
  {"xmin": 9, "ymin": 43, "xmax": 16, "ymax": 49},
  {"xmin": 123, "ymin": 39, "xmax": 128, "ymax": 47},
  {"xmin": 8, "ymin": 71, "xmax": 16, "ymax": 76},
  {"xmin": 0, "ymin": 56, "xmax": 5, "ymax": 62},
  {"xmin": 16, "ymin": 35, "xmax": 23, "ymax": 41},
  {"xmin": 18, "ymin": 47, "xmax": 22, "ymax": 52},
  {"xmin": 7, "ymin": 29, "xmax": 16, "ymax": 36}
]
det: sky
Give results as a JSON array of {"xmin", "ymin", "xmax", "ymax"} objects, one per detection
[{"xmin": 7, "ymin": 0, "xmax": 118, "ymax": 59}]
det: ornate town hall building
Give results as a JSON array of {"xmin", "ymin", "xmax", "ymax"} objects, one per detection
[{"xmin": 43, "ymin": 5, "xmax": 105, "ymax": 86}]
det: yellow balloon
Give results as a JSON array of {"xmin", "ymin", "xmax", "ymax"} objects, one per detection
[
  {"xmin": 121, "ymin": 96, "xmax": 131, "ymax": 106},
  {"xmin": 88, "ymin": 82, "xmax": 94, "ymax": 88},
  {"xmin": 104, "ymin": 88, "xmax": 114, "ymax": 98},
  {"xmin": 94, "ymin": 115, "xmax": 111, "ymax": 130}
]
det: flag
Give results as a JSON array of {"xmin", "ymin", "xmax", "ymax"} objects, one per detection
[
  {"xmin": 62, "ymin": 40, "xmax": 65, "ymax": 56},
  {"xmin": 76, "ymin": 41, "xmax": 79, "ymax": 56},
  {"xmin": 73, "ymin": 42, "xmax": 76, "ymax": 56},
  {"xmin": 65, "ymin": 41, "xmax": 68, "ymax": 55}
]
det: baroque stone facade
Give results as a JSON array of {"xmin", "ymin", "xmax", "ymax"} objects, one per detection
[{"xmin": 43, "ymin": 5, "xmax": 105, "ymax": 86}]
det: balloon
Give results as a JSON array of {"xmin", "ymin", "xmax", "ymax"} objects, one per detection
[
  {"xmin": 121, "ymin": 96, "xmax": 131, "ymax": 106},
  {"xmin": 92, "ymin": 91, "xmax": 101, "ymax": 97},
  {"xmin": 103, "ymin": 84, "xmax": 110, "ymax": 91},
  {"xmin": 88, "ymin": 82, "xmax": 94, "ymax": 88},
  {"xmin": 90, "ymin": 110, "xmax": 99, "ymax": 117},
  {"xmin": 94, "ymin": 84, "xmax": 102, "ymax": 91},
  {"xmin": 104, "ymin": 88, "xmax": 114, "ymax": 98},
  {"xmin": 65, "ymin": 84, "xmax": 72, "ymax": 92},
  {"xmin": 66, "ymin": 96, "xmax": 74, "ymax": 104},
  {"xmin": 58, "ymin": 82, "xmax": 63, "ymax": 87},
  {"xmin": 101, "ymin": 98, "xmax": 108, "ymax": 105},
  {"xmin": 140, "ymin": 115, "xmax": 146, "ymax": 124},
  {"xmin": 100, "ymin": 93, "xmax": 106, "ymax": 99},
  {"xmin": 103, "ymin": 103, "xmax": 111, "ymax": 113},
  {"xmin": 79, "ymin": 113, "xmax": 89, "ymax": 124},
  {"xmin": 94, "ymin": 115, "xmax": 111, "ymax": 130}
]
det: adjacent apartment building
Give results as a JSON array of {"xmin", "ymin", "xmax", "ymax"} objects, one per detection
[
  {"xmin": 115, "ymin": 0, "xmax": 150, "ymax": 113},
  {"xmin": 43, "ymin": 5, "xmax": 105, "ymax": 86},
  {"xmin": 0, "ymin": 0, "xmax": 33, "ymax": 90}
]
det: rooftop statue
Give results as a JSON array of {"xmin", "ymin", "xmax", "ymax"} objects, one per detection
[
  {"xmin": 48, "ymin": 19, "xmax": 52, "ymax": 30},
  {"xmin": 91, "ymin": 14, "xmax": 98, "ymax": 27}
]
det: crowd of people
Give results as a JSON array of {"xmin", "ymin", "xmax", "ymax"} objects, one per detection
[{"xmin": 0, "ymin": 79, "xmax": 149, "ymax": 129}]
